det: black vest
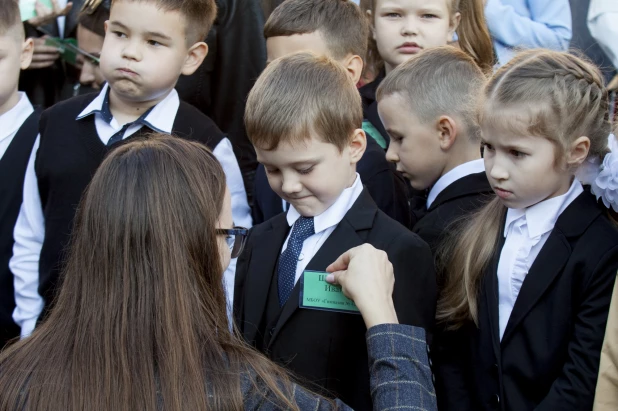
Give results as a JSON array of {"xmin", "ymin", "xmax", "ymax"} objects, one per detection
[
  {"xmin": 0, "ymin": 108, "xmax": 41, "ymax": 347},
  {"xmin": 35, "ymin": 93, "xmax": 224, "ymax": 319}
]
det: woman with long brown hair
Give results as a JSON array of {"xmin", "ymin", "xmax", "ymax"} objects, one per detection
[{"xmin": 0, "ymin": 135, "xmax": 435, "ymax": 410}]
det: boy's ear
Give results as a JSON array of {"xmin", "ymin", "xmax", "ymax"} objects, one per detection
[
  {"xmin": 20, "ymin": 38, "xmax": 34, "ymax": 70},
  {"xmin": 341, "ymin": 54, "xmax": 364, "ymax": 84},
  {"xmin": 181, "ymin": 41, "xmax": 208, "ymax": 76},
  {"xmin": 449, "ymin": 12, "xmax": 461, "ymax": 42},
  {"xmin": 567, "ymin": 136, "xmax": 591, "ymax": 167},
  {"xmin": 348, "ymin": 128, "xmax": 367, "ymax": 164},
  {"xmin": 437, "ymin": 115, "xmax": 458, "ymax": 151}
]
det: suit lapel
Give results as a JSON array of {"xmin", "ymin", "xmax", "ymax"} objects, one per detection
[
  {"xmin": 501, "ymin": 191, "xmax": 601, "ymax": 344},
  {"xmin": 242, "ymin": 215, "xmax": 289, "ymax": 343},
  {"xmin": 268, "ymin": 190, "xmax": 377, "ymax": 348}
]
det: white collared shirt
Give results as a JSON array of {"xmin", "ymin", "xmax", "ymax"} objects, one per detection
[
  {"xmin": 497, "ymin": 179, "xmax": 583, "ymax": 339},
  {"xmin": 11, "ymin": 86, "xmax": 251, "ymax": 337},
  {"xmin": 0, "ymin": 93, "xmax": 34, "ymax": 161},
  {"xmin": 426, "ymin": 159, "xmax": 485, "ymax": 209},
  {"xmin": 282, "ymin": 174, "xmax": 364, "ymax": 285}
]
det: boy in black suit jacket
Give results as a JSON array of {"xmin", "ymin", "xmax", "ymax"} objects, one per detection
[
  {"xmin": 0, "ymin": 0, "xmax": 36, "ymax": 348},
  {"xmin": 377, "ymin": 47, "xmax": 494, "ymax": 256},
  {"xmin": 251, "ymin": 0, "xmax": 411, "ymax": 228},
  {"xmin": 234, "ymin": 53, "xmax": 436, "ymax": 411}
]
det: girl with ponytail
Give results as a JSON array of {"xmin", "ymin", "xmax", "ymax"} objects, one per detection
[{"xmin": 434, "ymin": 49, "xmax": 618, "ymax": 410}]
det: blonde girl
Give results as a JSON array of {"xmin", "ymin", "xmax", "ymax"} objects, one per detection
[
  {"xmin": 358, "ymin": 0, "xmax": 494, "ymax": 148},
  {"xmin": 434, "ymin": 49, "xmax": 618, "ymax": 410}
]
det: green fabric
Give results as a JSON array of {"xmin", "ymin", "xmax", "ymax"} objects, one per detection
[{"xmin": 362, "ymin": 120, "xmax": 387, "ymax": 149}]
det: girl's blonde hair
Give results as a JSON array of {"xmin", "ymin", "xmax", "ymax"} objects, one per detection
[
  {"xmin": 437, "ymin": 50, "xmax": 611, "ymax": 329},
  {"xmin": 361, "ymin": 0, "xmax": 494, "ymax": 76}
]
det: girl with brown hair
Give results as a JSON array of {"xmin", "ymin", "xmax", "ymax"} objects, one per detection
[
  {"xmin": 433, "ymin": 49, "xmax": 618, "ymax": 410},
  {"xmin": 0, "ymin": 135, "xmax": 435, "ymax": 410}
]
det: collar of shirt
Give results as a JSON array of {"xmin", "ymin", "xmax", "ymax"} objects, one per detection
[
  {"xmin": 504, "ymin": 179, "xmax": 584, "ymax": 239},
  {"xmin": 76, "ymin": 83, "xmax": 178, "ymax": 134},
  {"xmin": 286, "ymin": 173, "xmax": 364, "ymax": 234},
  {"xmin": 0, "ymin": 93, "xmax": 34, "ymax": 144},
  {"xmin": 427, "ymin": 159, "xmax": 485, "ymax": 208}
]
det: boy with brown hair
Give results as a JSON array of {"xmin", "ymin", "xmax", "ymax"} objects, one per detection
[
  {"xmin": 0, "ymin": 0, "xmax": 36, "ymax": 348},
  {"xmin": 10, "ymin": 0, "xmax": 251, "ymax": 337},
  {"xmin": 252, "ymin": 0, "xmax": 411, "ymax": 229},
  {"xmin": 234, "ymin": 52, "xmax": 436, "ymax": 411},
  {"xmin": 377, "ymin": 46, "xmax": 494, "ymax": 256}
]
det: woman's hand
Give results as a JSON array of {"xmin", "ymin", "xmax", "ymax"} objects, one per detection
[{"xmin": 326, "ymin": 244, "xmax": 398, "ymax": 328}]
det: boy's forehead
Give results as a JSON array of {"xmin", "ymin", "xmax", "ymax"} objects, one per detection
[
  {"xmin": 266, "ymin": 31, "xmax": 333, "ymax": 63},
  {"xmin": 256, "ymin": 135, "xmax": 334, "ymax": 163},
  {"xmin": 109, "ymin": 0, "xmax": 188, "ymax": 38}
]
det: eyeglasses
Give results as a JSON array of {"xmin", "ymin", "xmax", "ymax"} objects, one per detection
[{"xmin": 216, "ymin": 227, "xmax": 249, "ymax": 259}]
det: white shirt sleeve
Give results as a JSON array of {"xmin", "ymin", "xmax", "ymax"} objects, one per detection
[
  {"xmin": 588, "ymin": 0, "xmax": 618, "ymax": 70},
  {"xmin": 212, "ymin": 137, "xmax": 252, "ymax": 229},
  {"xmin": 10, "ymin": 135, "xmax": 45, "ymax": 338},
  {"xmin": 212, "ymin": 137, "xmax": 252, "ymax": 330}
]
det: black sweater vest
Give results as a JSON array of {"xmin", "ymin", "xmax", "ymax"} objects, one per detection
[
  {"xmin": 0, "ymin": 108, "xmax": 41, "ymax": 345},
  {"xmin": 35, "ymin": 93, "xmax": 224, "ymax": 318}
]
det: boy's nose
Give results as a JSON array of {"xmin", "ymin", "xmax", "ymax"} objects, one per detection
[
  {"xmin": 281, "ymin": 176, "xmax": 303, "ymax": 195},
  {"xmin": 385, "ymin": 145, "xmax": 399, "ymax": 164},
  {"xmin": 122, "ymin": 41, "xmax": 142, "ymax": 61}
]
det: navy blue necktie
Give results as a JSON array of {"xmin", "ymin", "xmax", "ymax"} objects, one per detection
[{"xmin": 278, "ymin": 216, "xmax": 314, "ymax": 307}]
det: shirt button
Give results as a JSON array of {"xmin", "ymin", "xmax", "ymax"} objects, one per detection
[{"xmin": 298, "ymin": 253, "xmax": 304, "ymax": 261}]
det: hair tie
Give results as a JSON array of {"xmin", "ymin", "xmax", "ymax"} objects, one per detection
[{"xmin": 585, "ymin": 133, "xmax": 618, "ymax": 212}]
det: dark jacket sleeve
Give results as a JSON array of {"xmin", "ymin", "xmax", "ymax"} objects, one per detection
[
  {"xmin": 242, "ymin": 324, "xmax": 437, "ymax": 410},
  {"xmin": 385, "ymin": 230, "xmax": 437, "ymax": 330},
  {"xmin": 233, "ymin": 227, "xmax": 254, "ymax": 333},
  {"xmin": 535, "ymin": 245, "xmax": 618, "ymax": 410},
  {"xmin": 175, "ymin": 0, "xmax": 266, "ymax": 201}
]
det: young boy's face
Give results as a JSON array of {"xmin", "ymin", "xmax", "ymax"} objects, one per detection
[
  {"xmin": 100, "ymin": 0, "xmax": 199, "ymax": 102},
  {"xmin": 0, "ymin": 26, "xmax": 33, "ymax": 114},
  {"xmin": 256, "ymin": 131, "xmax": 365, "ymax": 217},
  {"xmin": 379, "ymin": 94, "xmax": 444, "ymax": 190},
  {"xmin": 77, "ymin": 24, "xmax": 106, "ymax": 90}
]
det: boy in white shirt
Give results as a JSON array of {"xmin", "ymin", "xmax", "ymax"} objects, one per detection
[{"xmin": 0, "ymin": 0, "xmax": 36, "ymax": 348}]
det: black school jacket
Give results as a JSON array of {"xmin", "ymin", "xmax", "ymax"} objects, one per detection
[
  {"xmin": 234, "ymin": 189, "xmax": 436, "ymax": 411},
  {"xmin": 413, "ymin": 172, "xmax": 494, "ymax": 255},
  {"xmin": 434, "ymin": 191, "xmax": 618, "ymax": 411}
]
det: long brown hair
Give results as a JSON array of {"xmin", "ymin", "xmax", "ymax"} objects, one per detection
[
  {"xmin": 437, "ymin": 50, "xmax": 611, "ymax": 329},
  {"xmin": 0, "ymin": 135, "xmax": 299, "ymax": 410},
  {"xmin": 363, "ymin": 0, "xmax": 494, "ymax": 75}
]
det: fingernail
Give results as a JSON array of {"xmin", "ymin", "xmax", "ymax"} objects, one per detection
[{"xmin": 325, "ymin": 274, "xmax": 334, "ymax": 283}]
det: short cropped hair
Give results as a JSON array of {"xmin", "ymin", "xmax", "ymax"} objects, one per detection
[
  {"xmin": 264, "ymin": 0, "xmax": 368, "ymax": 60},
  {"xmin": 111, "ymin": 0, "xmax": 216, "ymax": 45},
  {"xmin": 245, "ymin": 52, "xmax": 363, "ymax": 151},
  {"xmin": 0, "ymin": 0, "xmax": 22, "ymax": 37},
  {"xmin": 377, "ymin": 46, "xmax": 487, "ymax": 141}
]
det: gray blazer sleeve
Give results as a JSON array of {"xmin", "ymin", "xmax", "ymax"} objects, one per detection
[{"xmin": 242, "ymin": 324, "xmax": 437, "ymax": 410}]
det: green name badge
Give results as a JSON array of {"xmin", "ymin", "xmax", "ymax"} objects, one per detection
[{"xmin": 300, "ymin": 271, "xmax": 360, "ymax": 314}]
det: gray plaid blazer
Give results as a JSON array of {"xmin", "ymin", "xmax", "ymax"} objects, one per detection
[{"xmin": 241, "ymin": 324, "xmax": 437, "ymax": 410}]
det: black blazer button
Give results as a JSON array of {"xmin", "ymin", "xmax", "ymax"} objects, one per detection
[
  {"xmin": 269, "ymin": 327, "xmax": 275, "ymax": 336},
  {"xmin": 490, "ymin": 394, "xmax": 500, "ymax": 408},
  {"xmin": 492, "ymin": 363, "xmax": 499, "ymax": 378}
]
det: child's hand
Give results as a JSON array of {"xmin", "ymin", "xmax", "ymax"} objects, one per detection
[
  {"xmin": 326, "ymin": 244, "xmax": 398, "ymax": 328},
  {"xmin": 28, "ymin": 36, "xmax": 60, "ymax": 69},
  {"xmin": 27, "ymin": 0, "xmax": 73, "ymax": 27}
]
